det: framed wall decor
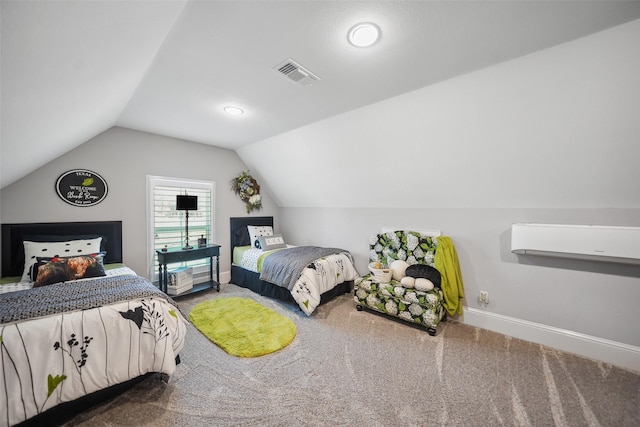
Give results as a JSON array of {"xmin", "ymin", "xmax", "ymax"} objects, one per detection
[{"xmin": 56, "ymin": 169, "xmax": 108, "ymax": 207}]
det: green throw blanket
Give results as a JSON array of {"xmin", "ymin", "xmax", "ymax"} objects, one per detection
[{"xmin": 435, "ymin": 236, "xmax": 465, "ymax": 316}]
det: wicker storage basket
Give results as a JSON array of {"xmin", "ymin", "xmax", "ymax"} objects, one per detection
[{"xmin": 368, "ymin": 262, "xmax": 393, "ymax": 283}]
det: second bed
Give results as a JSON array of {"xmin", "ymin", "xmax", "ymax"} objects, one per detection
[{"xmin": 230, "ymin": 217, "xmax": 359, "ymax": 315}]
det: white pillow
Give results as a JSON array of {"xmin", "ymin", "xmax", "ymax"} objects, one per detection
[
  {"xmin": 22, "ymin": 238, "xmax": 102, "ymax": 282},
  {"xmin": 415, "ymin": 278, "xmax": 435, "ymax": 292},
  {"xmin": 247, "ymin": 225, "xmax": 273, "ymax": 249},
  {"xmin": 389, "ymin": 260, "xmax": 409, "ymax": 281}
]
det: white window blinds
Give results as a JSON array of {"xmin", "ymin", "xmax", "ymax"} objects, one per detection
[{"xmin": 147, "ymin": 176, "xmax": 216, "ymax": 280}]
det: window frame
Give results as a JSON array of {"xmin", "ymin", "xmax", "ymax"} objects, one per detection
[{"xmin": 146, "ymin": 175, "xmax": 216, "ymax": 281}]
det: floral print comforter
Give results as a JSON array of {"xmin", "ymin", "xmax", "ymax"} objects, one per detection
[
  {"xmin": 239, "ymin": 247, "xmax": 359, "ymax": 315},
  {"xmin": 354, "ymin": 230, "xmax": 447, "ymax": 334},
  {"xmin": 0, "ymin": 275, "xmax": 187, "ymax": 427}
]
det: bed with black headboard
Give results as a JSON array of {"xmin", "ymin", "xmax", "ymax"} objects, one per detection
[
  {"xmin": 2, "ymin": 220, "xmax": 123, "ymax": 280},
  {"xmin": 230, "ymin": 216, "xmax": 359, "ymax": 315},
  {"xmin": 0, "ymin": 221, "xmax": 187, "ymax": 427}
]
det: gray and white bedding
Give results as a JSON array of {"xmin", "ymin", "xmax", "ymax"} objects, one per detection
[
  {"xmin": 0, "ymin": 272, "xmax": 187, "ymax": 427},
  {"xmin": 261, "ymin": 246, "xmax": 352, "ymax": 290},
  {"xmin": 237, "ymin": 246, "xmax": 359, "ymax": 315},
  {"xmin": 0, "ymin": 265, "xmax": 136, "ymax": 294}
]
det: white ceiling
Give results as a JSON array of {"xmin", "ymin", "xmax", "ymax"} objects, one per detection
[{"xmin": 3, "ymin": 0, "xmax": 640, "ymax": 189}]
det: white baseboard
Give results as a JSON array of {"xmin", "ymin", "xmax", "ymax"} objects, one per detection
[
  {"xmin": 219, "ymin": 270, "xmax": 230, "ymax": 285},
  {"xmin": 462, "ymin": 307, "xmax": 640, "ymax": 374}
]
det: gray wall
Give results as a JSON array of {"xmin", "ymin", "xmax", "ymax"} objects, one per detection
[
  {"xmin": 237, "ymin": 21, "xmax": 640, "ymax": 352},
  {"xmin": 0, "ymin": 127, "xmax": 280, "ymax": 277},
  {"xmin": 1, "ymin": 20, "xmax": 638, "ymax": 368},
  {"xmin": 239, "ymin": 20, "xmax": 640, "ymax": 211},
  {"xmin": 280, "ymin": 207, "xmax": 640, "ymax": 348}
]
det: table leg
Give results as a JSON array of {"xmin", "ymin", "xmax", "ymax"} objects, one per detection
[
  {"xmin": 215, "ymin": 255, "xmax": 220, "ymax": 291},
  {"xmin": 160, "ymin": 264, "xmax": 167, "ymax": 293}
]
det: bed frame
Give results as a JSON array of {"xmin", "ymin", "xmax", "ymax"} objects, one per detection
[
  {"xmin": 229, "ymin": 216, "xmax": 352, "ymax": 307},
  {"xmin": 1, "ymin": 221, "xmax": 123, "ymax": 278},
  {"xmin": 0, "ymin": 220, "xmax": 182, "ymax": 425}
]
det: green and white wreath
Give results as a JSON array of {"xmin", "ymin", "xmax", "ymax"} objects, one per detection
[{"xmin": 230, "ymin": 170, "xmax": 263, "ymax": 213}]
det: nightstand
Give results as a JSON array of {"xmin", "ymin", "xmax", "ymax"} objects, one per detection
[{"xmin": 156, "ymin": 244, "xmax": 221, "ymax": 296}]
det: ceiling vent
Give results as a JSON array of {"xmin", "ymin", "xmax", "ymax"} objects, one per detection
[{"xmin": 274, "ymin": 58, "xmax": 320, "ymax": 86}]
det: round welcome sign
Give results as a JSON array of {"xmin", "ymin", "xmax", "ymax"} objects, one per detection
[{"xmin": 56, "ymin": 169, "xmax": 108, "ymax": 207}]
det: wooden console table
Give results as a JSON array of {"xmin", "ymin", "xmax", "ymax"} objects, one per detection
[{"xmin": 156, "ymin": 244, "xmax": 221, "ymax": 296}]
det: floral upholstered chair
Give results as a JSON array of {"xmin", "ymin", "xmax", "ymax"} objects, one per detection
[{"xmin": 354, "ymin": 230, "xmax": 448, "ymax": 336}]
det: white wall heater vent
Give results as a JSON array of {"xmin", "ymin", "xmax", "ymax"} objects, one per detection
[
  {"xmin": 511, "ymin": 223, "xmax": 640, "ymax": 265},
  {"xmin": 274, "ymin": 58, "xmax": 320, "ymax": 86}
]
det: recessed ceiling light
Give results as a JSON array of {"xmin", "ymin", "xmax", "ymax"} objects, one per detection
[
  {"xmin": 347, "ymin": 22, "xmax": 381, "ymax": 47},
  {"xmin": 224, "ymin": 106, "xmax": 244, "ymax": 116}
]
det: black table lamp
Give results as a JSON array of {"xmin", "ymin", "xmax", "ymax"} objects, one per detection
[{"xmin": 176, "ymin": 195, "xmax": 198, "ymax": 250}]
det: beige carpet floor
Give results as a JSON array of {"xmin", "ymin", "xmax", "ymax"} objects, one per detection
[{"xmin": 53, "ymin": 283, "xmax": 639, "ymax": 426}]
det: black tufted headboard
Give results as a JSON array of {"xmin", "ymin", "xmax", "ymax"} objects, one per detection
[{"xmin": 229, "ymin": 216, "xmax": 273, "ymax": 264}]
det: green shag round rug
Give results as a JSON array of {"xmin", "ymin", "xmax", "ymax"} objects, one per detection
[{"xmin": 189, "ymin": 297, "xmax": 297, "ymax": 357}]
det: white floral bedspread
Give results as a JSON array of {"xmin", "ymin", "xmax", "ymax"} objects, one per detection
[
  {"xmin": 0, "ymin": 276, "xmax": 187, "ymax": 427},
  {"xmin": 240, "ymin": 247, "xmax": 359, "ymax": 315},
  {"xmin": 291, "ymin": 252, "xmax": 359, "ymax": 315}
]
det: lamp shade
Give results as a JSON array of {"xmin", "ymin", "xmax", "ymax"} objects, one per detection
[{"xmin": 176, "ymin": 195, "xmax": 198, "ymax": 210}]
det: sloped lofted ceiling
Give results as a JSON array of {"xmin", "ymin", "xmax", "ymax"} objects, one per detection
[{"xmin": 2, "ymin": 0, "xmax": 640, "ymax": 189}]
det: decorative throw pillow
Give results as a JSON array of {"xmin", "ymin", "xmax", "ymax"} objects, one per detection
[
  {"xmin": 33, "ymin": 253, "xmax": 106, "ymax": 287},
  {"xmin": 389, "ymin": 259, "xmax": 409, "ymax": 281},
  {"xmin": 405, "ymin": 264, "xmax": 441, "ymax": 288},
  {"xmin": 247, "ymin": 225, "xmax": 273, "ymax": 249},
  {"xmin": 30, "ymin": 251, "xmax": 107, "ymax": 281},
  {"xmin": 33, "ymin": 258, "xmax": 71, "ymax": 288},
  {"xmin": 400, "ymin": 276, "xmax": 416, "ymax": 288},
  {"xmin": 414, "ymin": 278, "xmax": 435, "ymax": 292},
  {"xmin": 22, "ymin": 237, "xmax": 102, "ymax": 282},
  {"xmin": 256, "ymin": 234, "xmax": 286, "ymax": 251}
]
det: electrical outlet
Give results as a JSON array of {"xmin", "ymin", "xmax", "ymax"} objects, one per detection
[{"xmin": 479, "ymin": 291, "xmax": 489, "ymax": 304}]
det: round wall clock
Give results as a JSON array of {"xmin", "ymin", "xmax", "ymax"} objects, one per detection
[{"xmin": 56, "ymin": 169, "xmax": 108, "ymax": 207}]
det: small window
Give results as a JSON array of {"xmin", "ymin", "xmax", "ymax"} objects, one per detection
[{"xmin": 147, "ymin": 176, "xmax": 215, "ymax": 281}]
